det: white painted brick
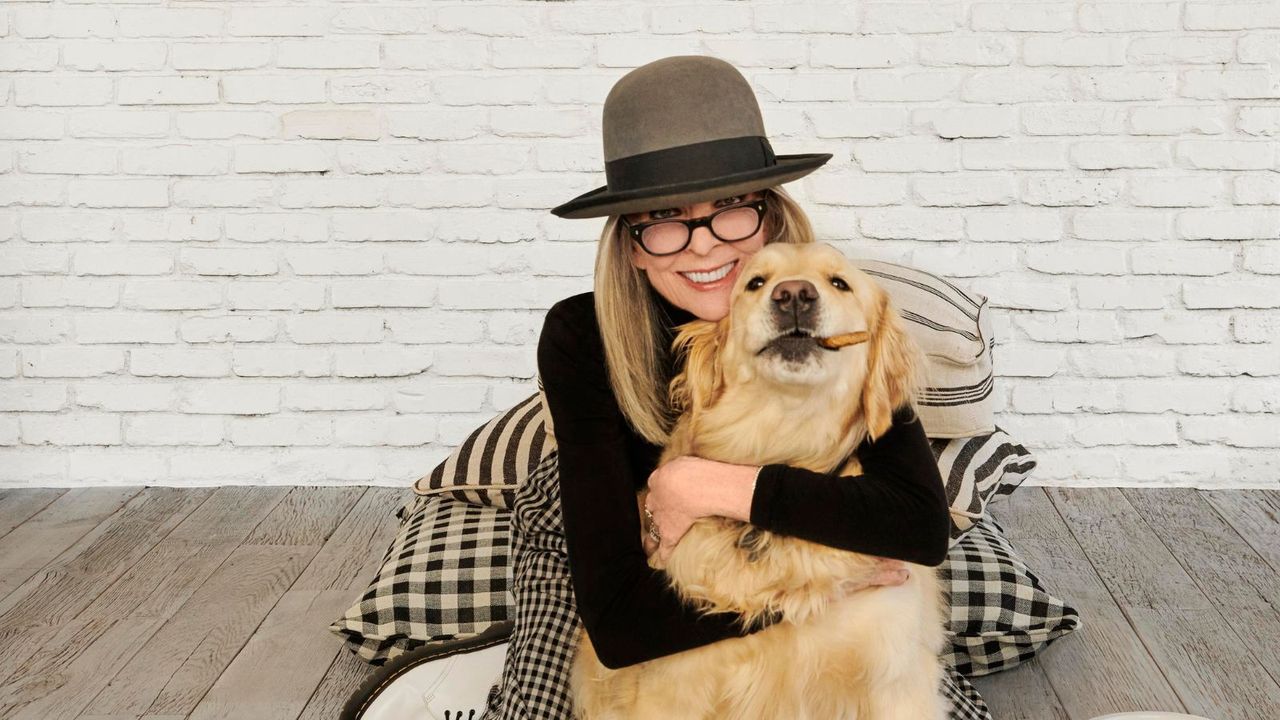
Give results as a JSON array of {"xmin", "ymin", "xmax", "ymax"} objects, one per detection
[
  {"xmin": 14, "ymin": 76, "xmax": 112, "ymax": 107},
  {"xmin": 1185, "ymin": 2, "xmax": 1280, "ymax": 30},
  {"xmin": 122, "ymin": 145, "xmax": 229, "ymax": 175},
  {"xmin": 126, "ymin": 414, "xmax": 222, "ymax": 445},
  {"xmin": 232, "ymin": 346, "xmax": 330, "ymax": 377},
  {"xmin": 1013, "ymin": 314, "xmax": 1122, "ymax": 344},
  {"xmin": 393, "ymin": 383, "xmax": 487, "ymax": 413},
  {"xmin": 1182, "ymin": 415, "xmax": 1280, "ymax": 448},
  {"xmin": 1122, "ymin": 311, "xmax": 1233, "ymax": 345},
  {"xmin": 229, "ymin": 416, "xmax": 331, "ymax": 446},
  {"xmin": 383, "ymin": 37, "xmax": 488, "ymax": 71},
  {"xmin": 0, "ymin": 110, "xmax": 65, "ymax": 140},
  {"xmin": 339, "ymin": 145, "xmax": 433, "ymax": 175},
  {"xmin": 0, "ymin": 419, "xmax": 19, "ymax": 447},
  {"xmin": 330, "ymin": 7, "xmax": 434, "ymax": 34},
  {"xmin": 810, "ymin": 36, "xmax": 913, "ymax": 69},
  {"xmin": 1130, "ymin": 176, "xmax": 1224, "ymax": 208},
  {"xmin": 22, "ymin": 212, "xmax": 116, "ymax": 243},
  {"xmin": 1131, "ymin": 247, "xmax": 1235, "ymax": 276},
  {"xmin": 280, "ymin": 178, "xmax": 383, "ymax": 208},
  {"xmin": 73, "ymin": 247, "xmax": 173, "ymax": 275},
  {"xmin": 811, "ymin": 174, "xmax": 908, "ymax": 206},
  {"xmin": 1244, "ymin": 245, "xmax": 1280, "ymax": 274},
  {"xmin": 436, "ymin": 414, "xmax": 498, "ymax": 446},
  {"xmin": 1179, "ymin": 347, "xmax": 1280, "ymax": 376},
  {"xmin": 1075, "ymin": 277, "xmax": 1169, "ymax": 309},
  {"xmin": 63, "ymin": 42, "xmax": 167, "ymax": 71},
  {"xmin": 69, "ymin": 451, "xmax": 168, "ymax": 483},
  {"xmin": 168, "ymin": 448, "xmax": 276, "ymax": 481},
  {"xmin": 130, "ymin": 348, "xmax": 229, "ymax": 377},
  {"xmin": 334, "ymin": 415, "xmax": 435, "ymax": 446},
  {"xmin": 226, "ymin": 213, "xmax": 327, "ymax": 243},
  {"xmin": 282, "ymin": 110, "xmax": 381, "ymax": 141},
  {"xmin": 285, "ymin": 248, "xmax": 382, "ymax": 276},
  {"xmin": 963, "ymin": 70, "xmax": 1073, "ymax": 103},
  {"xmin": 116, "ymin": 8, "xmax": 222, "ymax": 37},
  {"xmin": 180, "ymin": 383, "xmax": 280, "ymax": 415},
  {"xmin": 1235, "ymin": 174, "xmax": 1280, "ymax": 205},
  {"xmin": 1233, "ymin": 380, "xmax": 1280, "ymax": 410},
  {"xmin": 1073, "ymin": 227, "xmax": 1162, "ymax": 269},
  {"xmin": 181, "ymin": 315, "xmax": 278, "ymax": 343},
  {"xmin": 283, "ymin": 383, "xmax": 386, "ymax": 411},
  {"xmin": 121, "ymin": 213, "xmax": 220, "ymax": 243},
  {"xmin": 23, "ymin": 414, "xmax": 120, "ymax": 445},
  {"xmin": 1116, "ymin": 448, "xmax": 1232, "ymax": 485},
  {"xmin": 967, "ymin": 210, "xmax": 1062, "ymax": 242},
  {"xmin": 123, "ymin": 280, "xmax": 222, "ymax": 310},
  {"xmin": 1071, "ymin": 141, "xmax": 1170, "ymax": 170},
  {"xmin": 917, "ymin": 36, "xmax": 1014, "ymax": 66},
  {"xmin": 332, "ymin": 212, "xmax": 436, "ymax": 243},
  {"xmin": 1070, "ymin": 347, "xmax": 1177, "ymax": 377},
  {"xmin": 388, "ymin": 109, "xmax": 485, "ymax": 141},
  {"xmin": 19, "ymin": 146, "xmax": 115, "ymax": 175},
  {"xmin": 385, "ymin": 312, "xmax": 485, "ymax": 344},
  {"xmin": 1181, "ymin": 69, "xmax": 1280, "ymax": 101},
  {"xmin": 1, "ymin": 178, "xmax": 62, "ymax": 207},
  {"xmin": 233, "ymin": 145, "xmax": 332, "ymax": 174},
  {"xmin": 285, "ymin": 313, "xmax": 384, "ymax": 344},
  {"xmin": 913, "ymin": 107, "xmax": 1014, "ymax": 139},
  {"xmin": 227, "ymin": 281, "xmax": 324, "ymax": 310},
  {"xmin": 853, "ymin": 141, "xmax": 958, "ymax": 172},
  {"xmin": 227, "ymin": 8, "xmax": 331, "ymax": 37},
  {"xmin": 1130, "ymin": 106, "xmax": 1226, "ymax": 136},
  {"xmin": 1079, "ymin": 3, "xmax": 1179, "ymax": 32},
  {"xmin": 962, "ymin": 141, "xmax": 1067, "ymax": 170},
  {"xmin": 859, "ymin": 208, "xmax": 964, "ymax": 241},
  {"xmin": 1078, "ymin": 70, "xmax": 1174, "ymax": 102},
  {"xmin": 1177, "ymin": 210, "xmax": 1280, "ymax": 240},
  {"xmin": 179, "ymin": 247, "xmax": 278, "ymax": 276},
  {"xmin": 13, "ymin": 7, "xmax": 115, "ymax": 39},
  {"xmin": 75, "ymin": 382, "xmax": 176, "ymax": 411},
  {"xmin": 1023, "ymin": 36, "xmax": 1127, "ymax": 66},
  {"xmin": 74, "ymin": 313, "xmax": 178, "ymax": 344},
  {"xmin": 1177, "ymin": 141, "xmax": 1277, "ymax": 171},
  {"xmin": 437, "ymin": 279, "xmax": 537, "ymax": 310},
  {"xmin": 177, "ymin": 111, "xmax": 278, "ymax": 140},
  {"xmin": 861, "ymin": 2, "xmax": 960, "ymax": 33},
  {"xmin": 1023, "ymin": 177, "xmax": 1124, "ymax": 207},
  {"xmin": 70, "ymin": 110, "xmax": 170, "ymax": 139},
  {"xmin": 1184, "ymin": 279, "xmax": 1280, "ymax": 309},
  {"xmin": 68, "ymin": 179, "xmax": 169, "ymax": 208},
  {"xmin": 1119, "ymin": 379, "xmax": 1231, "ymax": 413},
  {"xmin": 0, "ymin": 384, "xmax": 67, "ymax": 412},
  {"xmin": 22, "ymin": 347, "xmax": 124, "ymax": 377},
  {"xmin": 277, "ymin": 40, "xmax": 379, "ymax": 69},
  {"xmin": 118, "ymin": 76, "xmax": 220, "ymax": 106},
  {"xmin": 1239, "ymin": 106, "xmax": 1280, "ymax": 135},
  {"xmin": 223, "ymin": 75, "xmax": 327, "ymax": 104},
  {"xmin": 912, "ymin": 174, "xmax": 1016, "ymax": 206},
  {"xmin": 435, "ymin": 5, "xmax": 539, "ymax": 35},
  {"xmin": 1239, "ymin": 32, "xmax": 1280, "ymax": 64},
  {"xmin": 970, "ymin": 3, "xmax": 1072, "ymax": 31},
  {"xmin": 332, "ymin": 278, "xmax": 435, "ymax": 308},
  {"xmin": 333, "ymin": 347, "xmax": 432, "ymax": 377},
  {"xmin": 0, "ymin": 314, "xmax": 70, "ymax": 343},
  {"xmin": 432, "ymin": 346, "xmax": 535, "ymax": 378},
  {"xmin": 1074, "ymin": 415, "xmax": 1179, "ymax": 447},
  {"xmin": 171, "ymin": 42, "xmax": 271, "ymax": 70},
  {"xmin": 172, "ymin": 179, "xmax": 274, "ymax": 208},
  {"xmin": 1128, "ymin": 37, "xmax": 1234, "ymax": 65}
]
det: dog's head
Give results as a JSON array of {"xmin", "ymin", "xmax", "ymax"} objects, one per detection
[{"xmin": 670, "ymin": 242, "xmax": 923, "ymax": 441}]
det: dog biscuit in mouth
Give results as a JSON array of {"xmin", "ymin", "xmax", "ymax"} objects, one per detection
[{"xmin": 817, "ymin": 331, "xmax": 870, "ymax": 349}]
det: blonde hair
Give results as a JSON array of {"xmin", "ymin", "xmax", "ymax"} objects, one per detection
[{"xmin": 593, "ymin": 185, "xmax": 819, "ymax": 446}]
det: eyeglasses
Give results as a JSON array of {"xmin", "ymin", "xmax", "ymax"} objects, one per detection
[{"xmin": 621, "ymin": 198, "xmax": 768, "ymax": 257}]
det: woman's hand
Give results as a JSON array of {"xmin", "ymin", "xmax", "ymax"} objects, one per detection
[{"xmin": 643, "ymin": 455, "xmax": 717, "ymax": 564}]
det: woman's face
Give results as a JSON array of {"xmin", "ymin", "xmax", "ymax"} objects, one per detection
[{"xmin": 625, "ymin": 190, "xmax": 769, "ymax": 322}]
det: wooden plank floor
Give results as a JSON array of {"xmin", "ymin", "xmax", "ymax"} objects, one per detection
[{"xmin": 0, "ymin": 485, "xmax": 1275, "ymax": 720}]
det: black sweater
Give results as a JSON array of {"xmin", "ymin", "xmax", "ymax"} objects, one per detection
[{"xmin": 535, "ymin": 287, "xmax": 950, "ymax": 670}]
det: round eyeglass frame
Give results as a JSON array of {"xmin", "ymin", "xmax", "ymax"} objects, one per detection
[{"xmin": 620, "ymin": 197, "xmax": 769, "ymax": 257}]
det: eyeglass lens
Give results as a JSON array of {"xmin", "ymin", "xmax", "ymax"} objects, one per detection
[{"xmin": 641, "ymin": 205, "xmax": 762, "ymax": 255}]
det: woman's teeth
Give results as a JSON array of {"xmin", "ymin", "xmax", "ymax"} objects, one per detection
[{"xmin": 680, "ymin": 260, "xmax": 736, "ymax": 284}]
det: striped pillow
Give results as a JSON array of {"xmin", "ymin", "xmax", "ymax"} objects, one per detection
[
  {"xmin": 929, "ymin": 427, "xmax": 1037, "ymax": 543},
  {"xmin": 853, "ymin": 257, "xmax": 997, "ymax": 440}
]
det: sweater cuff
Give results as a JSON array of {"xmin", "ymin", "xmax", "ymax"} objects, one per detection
[{"xmin": 747, "ymin": 463, "xmax": 787, "ymax": 527}]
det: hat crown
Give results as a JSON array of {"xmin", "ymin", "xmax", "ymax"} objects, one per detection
[{"xmin": 602, "ymin": 55, "xmax": 767, "ymax": 162}]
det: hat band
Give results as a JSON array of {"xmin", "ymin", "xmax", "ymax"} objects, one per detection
[{"xmin": 604, "ymin": 135, "xmax": 777, "ymax": 194}]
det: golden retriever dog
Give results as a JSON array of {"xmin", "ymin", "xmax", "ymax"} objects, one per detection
[{"xmin": 570, "ymin": 242, "xmax": 948, "ymax": 720}]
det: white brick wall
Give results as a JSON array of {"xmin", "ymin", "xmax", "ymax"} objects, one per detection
[{"xmin": 2, "ymin": 1, "xmax": 1278, "ymax": 489}]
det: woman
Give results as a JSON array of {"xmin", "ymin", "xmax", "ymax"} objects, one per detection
[{"xmin": 480, "ymin": 56, "xmax": 992, "ymax": 719}]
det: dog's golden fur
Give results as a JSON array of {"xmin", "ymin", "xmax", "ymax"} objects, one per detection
[{"xmin": 569, "ymin": 243, "xmax": 948, "ymax": 720}]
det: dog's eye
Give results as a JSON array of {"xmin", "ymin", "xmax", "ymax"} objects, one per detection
[
  {"xmin": 830, "ymin": 276, "xmax": 850, "ymax": 291},
  {"xmin": 746, "ymin": 276, "xmax": 765, "ymax": 291}
]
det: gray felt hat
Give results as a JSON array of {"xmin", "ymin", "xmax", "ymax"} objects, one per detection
[{"xmin": 550, "ymin": 55, "xmax": 833, "ymax": 220}]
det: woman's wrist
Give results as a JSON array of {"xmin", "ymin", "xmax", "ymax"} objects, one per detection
[{"xmin": 694, "ymin": 460, "xmax": 761, "ymax": 523}]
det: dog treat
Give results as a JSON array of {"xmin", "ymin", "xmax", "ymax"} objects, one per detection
[{"xmin": 817, "ymin": 331, "xmax": 870, "ymax": 349}]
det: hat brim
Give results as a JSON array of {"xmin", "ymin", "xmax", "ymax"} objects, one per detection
[{"xmin": 549, "ymin": 153, "xmax": 833, "ymax": 219}]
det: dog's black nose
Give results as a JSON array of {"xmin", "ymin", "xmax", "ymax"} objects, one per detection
[{"xmin": 771, "ymin": 279, "xmax": 818, "ymax": 313}]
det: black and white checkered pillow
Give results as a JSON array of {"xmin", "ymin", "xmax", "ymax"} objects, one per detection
[
  {"xmin": 940, "ymin": 514, "xmax": 1082, "ymax": 676},
  {"xmin": 333, "ymin": 455, "xmax": 1078, "ymax": 677},
  {"xmin": 328, "ymin": 490, "xmax": 519, "ymax": 664}
]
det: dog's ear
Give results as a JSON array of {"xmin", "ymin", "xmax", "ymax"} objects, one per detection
[
  {"xmin": 860, "ymin": 286, "xmax": 924, "ymax": 441},
  {"xmin": 669, "ymin": 318, "xmax": 729, "ymax": 416}
]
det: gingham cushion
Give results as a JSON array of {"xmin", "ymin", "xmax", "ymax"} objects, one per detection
[
  {"xmin": 328, "ymin": 491, "xmax": 518, "ymax": 665},
  {"xmin": 940, "ymin": 515, "xmax": 1082, "ymax": 676},
  {"xmin": 335, "ymin": 452, "xmax": 1077, "ymax": 680}
]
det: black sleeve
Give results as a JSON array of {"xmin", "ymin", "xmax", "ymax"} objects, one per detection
[
  {"xmin": 537, "ymin": 297, "xmax": 772, "ymax": 670},
  {"xmin": 748, "ymin": 404, "xmax": 952, "ymax": 567}
]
